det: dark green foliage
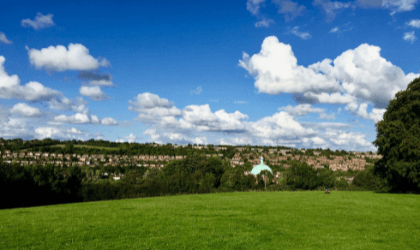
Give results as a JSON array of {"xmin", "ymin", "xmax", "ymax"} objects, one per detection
[
  {"xmin": 372, "ymin": 77, "xmax": 420, "ymax": 193},
  {"xmin": 285, "ymin": 161, "xmax": 318, "ymax": 190},
  {"xmin": 352, "ymin": 165, "xmax": 381, "ymax": 191}
]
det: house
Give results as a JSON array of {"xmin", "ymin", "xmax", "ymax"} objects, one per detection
[{"xmin": 268, "ymin": 149, "xmax": 277, "ymax": 154}]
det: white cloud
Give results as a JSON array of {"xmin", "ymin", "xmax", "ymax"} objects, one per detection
[
  {"xmin": 21, "ymin": 12, "xmax": 55, "ymax": 30},
  {"xmin": 255, "ymin": 18, "xmax": 274, "ymax": 27},
  {"xmin": 329, "ymin": 27, "xmax": 339, "ymax": 33},
  {"xmin": 0, "ymin": 117, "xmax": 34, "ymax": 139},
  {"xmin": 54, "ymin": 113, "xmax": 91, "ymax": 124},
  {"xmin": 190, "ymin": 86, "xmax": 202, "ymax": 95},
  {"xmin": 273, "ymin": 0, "xmax": 306, "ymax": 21},
  {"xmin": 0, "ymin": 56, "xmax": 61, "ymax": 101},
  {"xmin": 290, "ymin": 26, "xmax": 311, "ymax": 39},
  {"xmin": 248, "ymin": 111, "xmax": 316, "ymax": 140},
  {"xmin": 313, "ymin": 0, "xmax": 355, "ymax": 22},
  {"xmin": 240, "ymin": 36, "xmax": 420, "ymax": 111},
  {"xmin": 101, "ymin": 117, "xmax": 117, "ymax": 125},
  {"xmin": 278, "ymin": 104, "xmax": 324, "ymax": 116},
  {"xmin": 345, "ymin": 102, "xmax": 386, "ymax": 123},
  {"xmin": 11, "ymin": 103, "xmax": 42, "ymax": 117},
  {"xmin": 126, "ymin": 133, "xmax": 137, "ymax": 143},
  {"xmin": 49, "ymin": 97, "xmax": 89, "ymax": 113},
  {"xmin": 79, "ymin": 86, "xmax": 109, "ymax": 101},
  {"xmin": 382, "ymin": 0, "xmax": 418, "ymax": 15},
  {"xmin": 35, "ymin": 127, "xmax": 86, "ymax": 140},
  {"xmin": 52, "ymin": 112, "xmax": 118, "ymax": 126},
  {"xmin": 159, "ymin": 104, "xmax": 249, "ymax": 133},
  {"xmin": 129, "ymin": 92, "xmax": 182, "ymax": 122},
  {"xmin": 403, "ymin": 31, "xmax": 416, "ymax": 43},
  {"xmin": 325, "ymin": 129, "xmax": 375, "ymax": 150},
  {"xmin": 247, "ymin": 0, "xmax": 266, "ymax": 15},
  {"xmin": 318, "ymin": 113, "xmax": 335, "ymax": 119},
  {"xmin": 0, "ymin": 32, "xmax": 12, "ymax": 44},
  {"xmin": 27, "ymin": 44, "xmax": 109, "ymax": 71},
  {"xmin": 407, "ymin": 19, "xmax": 420, "ymax": 28},
  {"xmin": 239, "ymin": 36, "xmax": 341, "ymax": 95}
]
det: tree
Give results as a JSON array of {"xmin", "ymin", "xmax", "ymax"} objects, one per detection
[{"xmin": 372, "ymin": 76, "xmax": 420, "ymax": 193}]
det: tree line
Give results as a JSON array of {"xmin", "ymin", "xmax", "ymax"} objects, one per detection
[{"xmin": 1, "ymin": 154, "xmax": 380, "ymax": 209}]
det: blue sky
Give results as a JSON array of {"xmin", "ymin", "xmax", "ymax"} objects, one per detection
[{"xmin": 1, "ymin": 0, "xmax": 419, "ymax": 152}]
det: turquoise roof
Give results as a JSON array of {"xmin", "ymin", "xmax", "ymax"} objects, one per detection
[{"xmin": 250, "ymin": 156, "xmax": 273, "ymax": 176}]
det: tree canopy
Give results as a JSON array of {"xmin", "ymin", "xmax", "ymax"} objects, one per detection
[{"xmin": 372, "ymin": 76, "xmax": 420, "ymax": 193}]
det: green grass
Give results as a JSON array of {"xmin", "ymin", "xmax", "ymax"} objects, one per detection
[{"xmin": 1, "ymin": 191, "xmax": 419, "ymax": 249}]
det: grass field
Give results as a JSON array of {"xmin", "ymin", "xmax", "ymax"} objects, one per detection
[{"xmin": 1, "ymin": 191, "xmax": 419, "ymax": 249}]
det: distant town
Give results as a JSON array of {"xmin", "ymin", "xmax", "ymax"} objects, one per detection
[{"xmin": 0, "ymin": 138, "xmax": 382, "ymax": 181}]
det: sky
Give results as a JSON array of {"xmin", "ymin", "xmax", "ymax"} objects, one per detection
[{"xmin": 0, "ymin": 0, "xmax": 419, "ymax": 152}]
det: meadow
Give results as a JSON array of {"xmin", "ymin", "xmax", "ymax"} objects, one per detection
[{"xmin": 1, "ymin": 191, "xmax": 419, "ymax": 249}]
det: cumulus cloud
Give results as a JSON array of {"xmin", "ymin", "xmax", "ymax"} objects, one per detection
[
  {"xmin": 49, "ymin": 97, "xmax": 89, "ymax": 113},
  {"xmin": 403, "ymin": 31, "xmax": 417, "ymax": 43},
  {"xmin": 325, "ymin": 129, "xmax": 374, "ymax": 148},
  {"xmin": 382, "ymin": 0, "xmax": 418, "ymax": 15},
  {"xmin": 190, "ymin": 86, "xmax": 202, "ymax": 95},
  {"xmin": 407, "ymin": 19, "xmax": 420, "ymax": 28},
  {"xmin": 239, "ymin": 36, "xmax": 341, "ymax": 95},
  {"xmin": 35, "ymin": 127, "xmax": 86, "ymax": 140},
  {"xmin": 0, "ymin": 117, "xmax": 34, "ymax": 139},
  {"xmin": 247, "ymin": 0, "xmax": 266, "ymax": 15},
  {"xmin": 0, "ymin": 32, "xmax": 12, "ymax": 44},
  {"xmin": 0, "ymin": 56, "xmax": 61, "ymax": 101},
  {"xmin": 116, "ymin": 133, "xmax": 139, "ymax": 143},
  {"xmin": 240, "ymin": 36, "xmax": 420, "ymax": 112},
  {"xmin": 78, "ymin": 71, "xmax": 114, "ymax": 86},
  {"xmin": 79, "ymin": 86, "xmax": 109, "ymax": 101},
  {"xmin": 11, "ymin": 103, "xmax": 42, "ymax": 117},
  {"xmin": 101, "ymin": 117, "xmax": 117, "ymax": 125},
  {"xmin": 290, "ymin": 26, "xmax": 311, "ymax": 39},
  {"xmin": 308, "ymin": 43, "xmax": 420, "ymax": 108},
  {"xmin": 27, "ymin": 44, "xmax": 109, "ymax": 71},
  {"xmin": 273, "ymin": 0, "xmax": 306, "ymax": 21},
  {"xmin": 129, "ymin": 92, "xmax": 182, "ymax": 122},
  {"xmin": 329, "ymin": 27, "xmax": 339, "ymax": 33},
  {"xmin": 52, "ymin": 112, "xmax": 117, "ymax": 126},
  {"xmin": 21, "ymin": 12, "xmax": 55, "ymax": 30},
  {"xmin": 177, "ymin": 104, "xmax": 248, "ymax": 132},
  {"xmin": 345, "ymin": 102, "xmax": 386, "ymax": 123},
  {"xmin": 255, "ymin": 18, "xmax": 274, "ymax": 27},
  {"xmin": 248, "ymin": 111, "xmax": 316, "ymax": 140},
  {"xmin": 278, "ymin": 104, "xmax": 324, "ymax": 116}
]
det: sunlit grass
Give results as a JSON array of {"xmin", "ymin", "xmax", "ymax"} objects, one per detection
[{"xmin": 1, "ymin": 191, "xmax": 419, "ymax": 249}]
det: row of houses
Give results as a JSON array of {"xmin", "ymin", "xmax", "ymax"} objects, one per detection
[{"xmin": 239, "ymin": 152, "xmax": 373, "ymax": 172}]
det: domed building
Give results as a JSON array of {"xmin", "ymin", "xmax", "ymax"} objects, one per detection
[{"xmin": 249, "ymin": 156, "xmax": 273, "ymax": 176}]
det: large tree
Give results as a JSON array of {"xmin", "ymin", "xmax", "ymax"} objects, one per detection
[{"xmin": 372, "ymin": 76, "xmax": 420, "ymax": 192}]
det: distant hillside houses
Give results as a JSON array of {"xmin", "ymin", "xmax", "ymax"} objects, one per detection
[{"xmin": 0, "ymin": 147, "xmax": 382, "ymax": 173}]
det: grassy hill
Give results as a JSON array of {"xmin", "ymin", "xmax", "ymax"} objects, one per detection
[{"xmin": 1, "ymin": 191, "xmax": 419, "ymax": 249}]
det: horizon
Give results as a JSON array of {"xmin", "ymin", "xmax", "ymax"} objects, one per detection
[{"xmin": 1, "ymin": 0, "xmax": 420, "ymax": 153}]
